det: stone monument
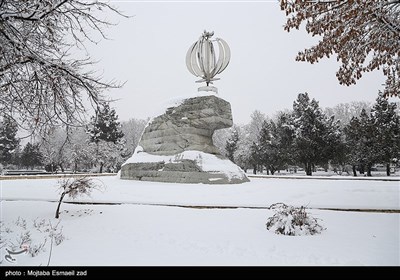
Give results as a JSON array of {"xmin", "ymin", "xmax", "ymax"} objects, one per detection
[{"xmin": 120, "ymin": 31, "xmax": 249, "ymax": 184}]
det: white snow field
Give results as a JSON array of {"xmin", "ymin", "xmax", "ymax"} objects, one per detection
[{"xmin": 0, "ymin": 176, "xmax": 399, "ymax": 266}]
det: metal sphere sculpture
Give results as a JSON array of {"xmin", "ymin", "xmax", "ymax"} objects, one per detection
[{"xmin": 186, "ymin": 30, "xmax": 231, "ymax": 92}]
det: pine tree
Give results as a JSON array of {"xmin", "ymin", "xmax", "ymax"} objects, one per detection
[
  {"xmin": 291, "ymin": 93, "xmax": 341, "ymax": 176},
  {"xmin": 0, "ymin": 116, "xmax": 20, "ymax": 164},
  {"xmin": 258, "ymin": 120, "xmax": 276, "ymax": 175},
  {"xmin": 343, "ymin": 117, "xmax": 362, "ymax": 176},
  {"xmin": 88, "ymin": 103, "xmax": 124, "ymax": 173},
  {"xmin": 256, "ymin": 114, "xmax": 296, "ymax": 175},
  {"xmin": 88, "ymin": 103, "xmax": 124, "ymax": 144},
  {"xmin": 21, "ymin": 142, "xmax": 43, "ymax": 169},
  {"xmin": 272, "ymin": 112, "xmax": 296, "ymax": 171},
  {"xmin": 371, "ymin": 95, "xmax": 400, "ymax": 176},
  {"xmin": 225, "ymin": 128, "xmax": 239, "ymax": 163},
  {"xmin": 320, "ymin": 115, "xmax": 342, "ymax": 167},
  {"xmin": 359, "ymin": 109, "xmax": 377, "ymax": 176},
  {"xmin": 249, "ymin": 141, "xmax": 262, "ymax": 175}
]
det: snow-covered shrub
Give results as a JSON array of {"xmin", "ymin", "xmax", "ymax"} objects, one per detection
[
  {"xmin": 266, "ymin": 203, "xmax": 325, "ymax": 236},
  {"xmin": 0, "ymin": 218, "xmax": 65, "ymax": 264}
]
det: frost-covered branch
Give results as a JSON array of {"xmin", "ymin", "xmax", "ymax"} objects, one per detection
[
  {"xmin": 0, "ymin": 0, "xmax": 127, "ymax": 134},
  {"xmin": 280, "ymin": 0, "xmax": 400, "ymax": 97}
]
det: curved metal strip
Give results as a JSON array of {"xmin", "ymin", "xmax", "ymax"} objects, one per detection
[
  {"xmin": 209, "ymin": 42, "xmax": 216, "ymax": 76},
  {"xmin": 211, "ymin": 39, "xmax": 226, "ymax": 77},
  {"xmin": 185, "ymin": 42, "xmax": 198, "ymax": 76},
  {"xmin": 190, "ymin": 40, "xmax": 203, "ymax": 77},
  {"xmin": 197, "ymin": 39, "xmax": 206, "ymax": 77},
  {"xmin": 216, "ymin": 38, "xmax": 230, "ymax": 74}
]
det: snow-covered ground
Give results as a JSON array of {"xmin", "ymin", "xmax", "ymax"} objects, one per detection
[
  {"xmin": 1, "ymin": 176, "xmax": 398, "ymax": 210},
  {"xmin": 1, "ymin": 176, "xmax": 399, "ymax": 266}
]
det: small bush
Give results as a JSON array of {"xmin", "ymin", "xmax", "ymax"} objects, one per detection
[
  {"xmin": 266, "ymin": 203, "xmax": 325, "ymax": 236},
  {"xmin": 0, "ymin": 218, "xmax": 65, "ymax": 264}
]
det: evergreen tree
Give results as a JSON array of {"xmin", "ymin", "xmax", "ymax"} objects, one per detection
[
  {"xmin": 88, "ymin": 103, "xmax": 124, "ymax": 173},
  {"xmin": 0, "ymin": 116, "xmax": 20, "ymax": 164},
  {"xmin": 249, "ymin": 141, "xmax": 262, "ymax": 175},
  {"xmin": 258, "ymin": 120, "xmax": 276, "ymax": 175},
  {"xmin": 371, "ymin": 95, "xmax": 400, "ymax": 176},
  {"xmin": 358, "ymin": 109, "xmax": 377, "ymax": 176},
  {"xmin": 21, "ymin": 142, "xmax": 43, "ymax": 169},
  {"xmin": 291, "ymin": 93, "xmax": 341, "ymax": 176},
  {"xmin": 320, "ymin": 115, "xmax": 342, "ymax": 167},
  {"xmin": 225, "ymin": 128, "xmax": 239, "ymax": 163},
  {"xmin": 344, "ymin": 109, "xmax": 379, "ymax": 177},
  {"xmin": 343, "ymin": 117, "xmax": 362, "ymax": 176},
  {"xmin": 88, "ymin": 103, "xmax": 124, "ymax": 144},
  {"xmin": 272, "ymin": 112, "xmax": 296, "ymax": 171},
  {"xmin": 256, "ymin": 114, "xmax": 296, "ymax": 175}
]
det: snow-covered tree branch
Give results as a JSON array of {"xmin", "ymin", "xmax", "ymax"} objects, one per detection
[
  {"xmin": 280, "ymin": 0, "xmax": 400, "ymax": 97},
  {"xmin": 0, "ymin": 0, "xmax": 126, "ymax": 134}
]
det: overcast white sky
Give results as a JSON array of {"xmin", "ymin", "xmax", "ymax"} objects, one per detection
[{"xmin": 88, "ymin": 0, "xmax": 386, "ymax": 124}]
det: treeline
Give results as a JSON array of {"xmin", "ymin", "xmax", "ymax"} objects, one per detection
[
  {"xmin": 1, "ymin": 93, "xmax": 399, "ymax": 176},
  {"xmin": 0, "ymin": 104, "xmax": 146, "ymax": 173},
  {"xmin": 219, "ymin": 93, "xmax": 400, "ymax": 176}
]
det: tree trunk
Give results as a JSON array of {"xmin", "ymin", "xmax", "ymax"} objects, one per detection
[
  {"xmin": 352, "ymin": 165, "xmax": 357, "ymax": 177},
  {"xmin": 305, "ymin": 163, "xmax": 312, "ymax": 176},
  {"xmin": 366, "ymin": 164, "xmax": 372, "ymax": 177},
  {"xmin": 253, "ymin": 165, "xmax": 256, "ymax": 175},
  {"xmin": 99, "ymin": 162, "xmax": 104, "ymax": 173},
  {"xmin": 386, "ymin": 163, "xmax": 391, "ymax": 176},
  {"xmin": 270, "ymin": 166, "xmax": 275, "ymax": 175},
  {"xmin": 60, "ymin": 163, "xmax": 64, "ymax": 173},
  {"xmin": 359, "ymin": 164, "xmax": 365, "ymax": 174},
  {"xmin": 55, "ymin": 192, "xmax": 66, "ymax": 219},
  {"xmin": 266, "ymin": 168, "xmax": 270, "ymax": 175}
]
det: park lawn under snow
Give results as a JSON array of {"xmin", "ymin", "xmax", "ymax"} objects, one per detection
[
  {"xmin": 1, "ymin": 176, "xmax": 399, "ymax": 210},
  {"xmin": 0, "ymin": 176, "xmax": 399, "ymax": 266}
]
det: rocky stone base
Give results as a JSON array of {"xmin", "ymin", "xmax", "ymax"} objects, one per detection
[{"xmin": 120, "ymin": 159, "xmax": 249, "ymax": 184}]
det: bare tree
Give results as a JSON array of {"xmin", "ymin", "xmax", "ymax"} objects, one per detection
[
  {"xmin": 280, "ymin": 0, "xmax": 400, "ymax": 97},
  {"xmin": 55, "ymin": 177, "xmax": 103, "ymax": 219},
  {"xmin": 120, "ymin": 118, "xmax": 147, "ymax": 157},
  {"xmin": 39, "ymin": 127, "xmax": 69, "ymax": 172},
  {"xmin": 324, "ymin": 101, "xmax": 372, "ymax": 128},
  {"xmin": 0, "ymin": 1, "xmax": 126, "ymax": 134}
]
